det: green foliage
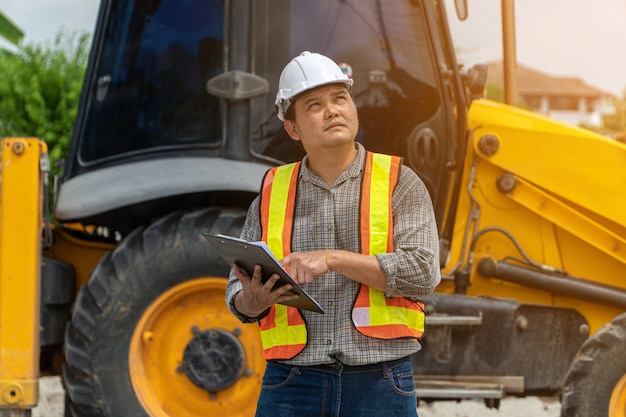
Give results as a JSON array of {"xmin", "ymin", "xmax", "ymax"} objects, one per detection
[
  {"xmin": 0, "ymin": 28, "xmax": 90, "ymax": 176},
  {"xmin": 485, "ymin": 82, "xmax": 504, "ymax": 103},
  {"xmin": 485, "ymin": 81, "xmax": 531, "ymax": 110},
  {"xmin": 603, "ymin": 87, "xmax": 626, "ymax": 136},
  {"xmin": 0, "ymin": 10, "xmax": 24, "ymax": 46}
]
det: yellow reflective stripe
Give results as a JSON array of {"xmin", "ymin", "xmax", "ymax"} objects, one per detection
[
  {"xmin": 260, "ymin": 324, "xmax": 308, "ymax": 347},
  {"xmin": 369, "ymin": 285, "xmax": 387, "ymax": 306},
  {"xmin": 276, "ymin": 303, "xmax": 289, "ymax": 325},
  {"xmin": 260, "ymin": 305, "xmax": 307, "ymax": 347},
  {"xmin": 369, "ymin": 153, "xmax": 391, "ymax": 255},
  {"xmin": 366, "ymin": 305, "xmax": 425, "ymax": 330},
  {"xmin": 366, "ymin": 287, "xmax": 424, "ymax": 331},
  {"xmin": 267, "ymin": 163, "xmax": 297, "ymax": 258}
]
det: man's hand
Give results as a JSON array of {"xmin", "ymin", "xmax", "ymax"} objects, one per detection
[
  {"xmin": 281, "ymin": 250, "xmax": 389, "ymax": 292},
  {"xmin": 233, "ymin": 263, "xmax": 299, "ymax": 317},
  {"xmin": 280, "ymin": 250, "xmax": 329, "ymax": 285}
]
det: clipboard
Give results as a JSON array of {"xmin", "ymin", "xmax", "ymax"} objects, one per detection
[{"xmin": 203, "ymin": 233, "xmax": 325, "ymax": 314}]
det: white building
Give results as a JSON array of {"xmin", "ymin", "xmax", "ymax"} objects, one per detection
[{"xmin": 486, "ymin": 61, "xmax": 615, "ymax": 128}]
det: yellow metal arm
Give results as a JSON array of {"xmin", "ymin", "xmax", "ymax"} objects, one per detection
[
  {"xmin": 501, "ymin": 174, "xmax": 626, "ymax": 266},
  {"xmin": 0, "ymin": 138, "xmax": 48, "ymax": 410}
]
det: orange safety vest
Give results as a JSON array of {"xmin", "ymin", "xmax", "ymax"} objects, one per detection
[{"xmin": 258, "ymin": 151, "xmax": 425, "ymax": 360}]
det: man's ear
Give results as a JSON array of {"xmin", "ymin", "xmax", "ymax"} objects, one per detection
[{"xmin": 284, "ymin": 120, "xmax": 301, "ymax": 141}]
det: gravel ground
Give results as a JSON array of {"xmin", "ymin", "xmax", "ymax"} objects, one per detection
[
  {"xmin": 34, "ymin": 376, "xmax": 561, "ymax": 417},
  {"xmin": 418, "ymin": 396, "xmax": 561, "ymax": 416},
  {"xmin": 33, "ymin": 377, "xmax": 64, "ymax": 417}
]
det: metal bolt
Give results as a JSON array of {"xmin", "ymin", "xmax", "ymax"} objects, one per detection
[
  {"xmin": 2, "ymin": 384, "xmax": 23, "ymax": 403},
  {"xmin": 477, "ymin": 257, "xmax": 498, "ymax": 277},
  {"xmin": 478, "ymin": 134, "xmax": 500, "ymax": 156},
  {"xmin": 496, "ymin": 173, "xmax": 517, "ymax": 194},
  {"xmin": 11, "ymin": 141, "xmax": 25, "ymax": 156},
  {"xmin": 579, "ymin": 324, "xmax": 589, "ymax": 336},
  {"xmin": 142, "ymin": 331, "xmax": 154, "ymax": 343},
  {"xmin": 516, "ymin": 316, "xmax": 528, "ymax": 330}
]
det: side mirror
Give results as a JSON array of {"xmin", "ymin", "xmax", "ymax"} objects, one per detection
[
  {"xmin": 455, "ymin": 0, "xmax": 468, "ymax": 21},
  {"xmin": 465, "ymin": 64, "xmax": 489, "ymax": 99}
]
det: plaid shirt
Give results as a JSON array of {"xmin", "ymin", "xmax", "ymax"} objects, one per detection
[{"xmin": 226, "ymin": 142, "xmax": 441, "ymax": 366}]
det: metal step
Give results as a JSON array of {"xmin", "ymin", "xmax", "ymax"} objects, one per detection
[
  {"xmin": 414, "ymin": 376, "xmax": 523, "ymax": 399},
  {"xmin": 425, "ymin": 313, "xmax": 483, "ymax": 326},
  {"xmin": 415, "ymin": 385, "xmax": 503, "ymax": 399}
]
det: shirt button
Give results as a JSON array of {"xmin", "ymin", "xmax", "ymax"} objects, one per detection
[{"xmin": 326, "ymin": 339, "xmax": 332, "ymax": 345}]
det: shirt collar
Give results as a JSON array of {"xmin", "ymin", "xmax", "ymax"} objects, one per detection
[{"xmin": 300, "ymin": 142, "xmax": 365, "ymax": 186}]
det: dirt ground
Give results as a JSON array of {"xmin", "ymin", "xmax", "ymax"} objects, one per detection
[
  {"xmin": 33, "ymin": 377, "xmax": 64, "ymax": 417},
  {"xmin": 417, "ymin": 396, "xmax": 561, "ymax": 417},
  {"xmin": 34, "ymin": 375, "xmax": 561, "ymax": 417}
]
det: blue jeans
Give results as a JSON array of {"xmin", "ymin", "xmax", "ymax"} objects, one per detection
[{"xmin": 255, "ymin": 356, "xmax": 419, "ymax": 417}]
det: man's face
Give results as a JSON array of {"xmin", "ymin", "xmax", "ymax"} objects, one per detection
[{"xmin": 284, "ymin": 84, "xmax": 358, "ymax": 152}]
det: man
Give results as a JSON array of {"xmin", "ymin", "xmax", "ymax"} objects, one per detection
[{"xmin": 225, "ymin": 51, "xmax": 440, "ymax": 417}]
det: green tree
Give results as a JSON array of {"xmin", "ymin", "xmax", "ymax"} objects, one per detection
[
  {"xmin": 0, "ymin": 9, "xmax": 24, "ymax": 47},
  {"xmin": 603, "ymin": 87, "xmax": 626, "ymax": 137},
  {"xmin": 0, "ymin": 28, "xmax": 90, "ymax": 176},
  {"xmin": 484, "ymin": 81, "xmax": 531, "ymax": 110},
  {"xmin": 485, "ymin": 82, "xmax": 504, "ymax": 103}
]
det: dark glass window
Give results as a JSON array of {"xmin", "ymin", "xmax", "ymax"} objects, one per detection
[
  {"xmin": 254, "ymin": 0, "xmax": 441, "ymax": 162},
  {"xmin": 79, "ymin": 0, "xmax": 442, "ymax": 168},
  {"xmin": 80, "ymin": 0, "xmax": 224, "ymax": 164}
]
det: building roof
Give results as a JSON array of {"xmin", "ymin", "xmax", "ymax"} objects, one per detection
[{"xmin": 486, "ymin": 61, "xmax": 613, "ymax": 98}]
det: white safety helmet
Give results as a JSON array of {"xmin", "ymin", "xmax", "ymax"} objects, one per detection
[{"xmin": 275, "ymin": 51, "xmax": 354, "ymax": 121}]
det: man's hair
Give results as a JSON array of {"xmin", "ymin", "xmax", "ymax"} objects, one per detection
[{"xmin": 284, "ymin": 102, "xmax": 297, "ymax": 122}]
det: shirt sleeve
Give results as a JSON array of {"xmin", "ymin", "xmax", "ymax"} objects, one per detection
[
  {"xmin": 224, "ymin": 196, "xmax": 266, "ymax": 323},
  {"xmin": 376, "ymin": 165, "xmax": 441, "ymax": 298}
]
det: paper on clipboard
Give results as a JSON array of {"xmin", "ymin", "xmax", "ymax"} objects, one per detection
[{"xmin": 203, "ymin": 233, "xmax": 325, "ymax": 314}]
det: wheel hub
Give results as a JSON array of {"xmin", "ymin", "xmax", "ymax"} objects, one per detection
[
  {"xmin": 130, "ymin": 278, "xmax": 265, "ymax": 416},
  {"xmin": 182, "ymin": 327, "xmax": 246, "ymax": 392}
]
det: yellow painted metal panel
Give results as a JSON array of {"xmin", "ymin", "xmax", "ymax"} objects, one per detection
[
  {"xmin": 47, "ymin": 227, "xmax": 113, "ymax": 294},
  {"xmin": 0, "ymin": 138, "xmax": 47, "ymax": 408},
  {"xmin": 469, "ymin": 99, "xmax": 626, "ymax": 229},
  {"xmin": 506, "ymin": 176, "xmax": 626, "ymax": 266}
]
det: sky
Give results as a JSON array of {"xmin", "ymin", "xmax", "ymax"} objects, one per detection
[
  {"xmin": 444, "ymin": 0, "xmax": 626, "ymax": 97},
  {"xmin": 1, "ymin": 0, "xmax": 625, "ymax": 97}
]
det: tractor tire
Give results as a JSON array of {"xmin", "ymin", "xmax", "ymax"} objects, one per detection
[
  {"xmin": 561, "ymin": 312, "xmax": 626, "ymax": 417},
  {"xmin": 63, "ymin": 207, "xmax": 265, "ymax": 417}
]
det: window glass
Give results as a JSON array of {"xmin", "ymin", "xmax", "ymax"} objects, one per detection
[
  {"xmin": 80, "ymin": 0, "xmax": 224, "ymax": 164},
  {"xmin": 257, "ymin": 0, "xmax": 441, "ymax": 162},
  {"xmin": 79, "ymin": 0, "xmax": 442, "ymax": 166}
]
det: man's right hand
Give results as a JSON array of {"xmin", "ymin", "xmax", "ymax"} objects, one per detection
[{"xmin": 232, "ymin": 263, "xmax": 299, "ymax": 317}]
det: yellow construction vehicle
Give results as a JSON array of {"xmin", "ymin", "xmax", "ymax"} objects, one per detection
[{"xmin": 1, "ymin": 0, "xmax": 624, "ymax": 416}]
